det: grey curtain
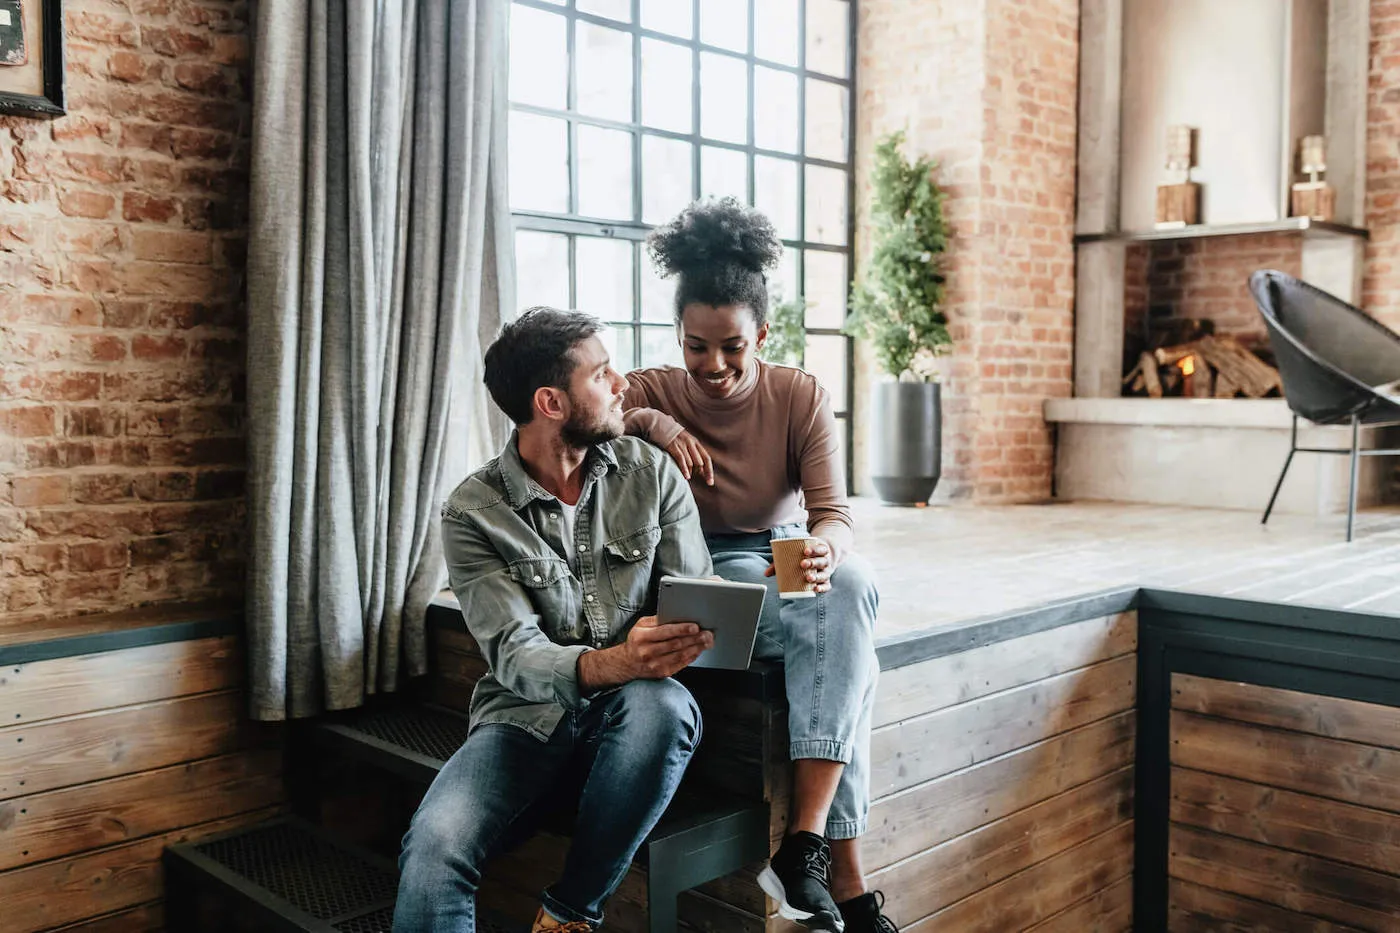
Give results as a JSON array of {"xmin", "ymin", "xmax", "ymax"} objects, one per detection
[{"xmin": 246, "ymin": 0, "xmax": 513, "ymax": 720}]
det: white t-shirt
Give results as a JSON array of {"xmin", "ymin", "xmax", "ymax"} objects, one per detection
[{"xmin": 559, "ymin": 500, "xmax": 579, "ymax": 570}]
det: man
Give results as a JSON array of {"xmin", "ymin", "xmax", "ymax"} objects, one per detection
[{"xmin": 393, "ymin": 308, "xmax": 715, "ymax": 932}]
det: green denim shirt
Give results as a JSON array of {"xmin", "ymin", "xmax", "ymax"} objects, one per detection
[{"xmin": 441, "ymin": 433, "xmax": 713, "ymax": 740}]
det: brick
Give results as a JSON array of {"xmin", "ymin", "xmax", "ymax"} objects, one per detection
[
  {"xmin": 122, "ymin": 191, "xmax": 180, "ymax": 223},
  {"xmin": 4, "ymin": 406, "xmax": 57, "ymax": 437},
  {"xmin": 12, "ymin": 475, "xmax": 71, "ymax": 507},
  {"xmin": 69, "ymin": 541, "xmax": 130, "ymax": 573},
  {"xmin": 132, "ymin": 333, "xmax": 188, "ymax": 360},
  {"xmin": 73, "ymin": 472, "xmax": 136, "ymax": 504},
  {"xmin": 172, "ymin": 61, "xmax": 232, "ymax": 96},
  {"xmin": 58, "ymin": 190, "xmax": 117, "ymax": 219},
  {"xmin": 65, "ymin": 406, "xmax": 125, "ymax": 438},
  {"xmin": 132, "ymin": 228, "xmax": 212, "ymax": 263},
  {"xmin": 108, "ymin": 50, "xmax": 149, "ymax": 84}
]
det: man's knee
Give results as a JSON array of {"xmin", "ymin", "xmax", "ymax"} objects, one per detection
[
  {"xmin": 399, "ymin": 802, "xmax": 486, "ymax": 889},
  {"xmin": 613, "ymin": 678, "xmax": 702, "ymax": 749}
]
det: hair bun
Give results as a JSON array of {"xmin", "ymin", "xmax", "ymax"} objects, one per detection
[{"xmin": 647, "ymin": 197, "xmax": 782, "ymax": 278}]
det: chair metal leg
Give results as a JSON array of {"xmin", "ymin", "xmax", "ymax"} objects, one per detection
[
  {"xmin": 1347, "ymin": 414, "xmax": 1361, "ymax": 542},
  {"xmin": 1262, "ymin": 415, "xmax": 1299, "ymax": 525}
]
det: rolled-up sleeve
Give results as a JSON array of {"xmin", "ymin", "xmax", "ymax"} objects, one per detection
[
  {"xmin": 654, "ymin": 455, "xmax": 714, "ymax": 579},
  {"xmin": 623, "ymin": 372, "xmax": 687, "ymax": 448},
  {"xmin": 442, "ymin": 511, "xmax": 591, "ymax": 711}
]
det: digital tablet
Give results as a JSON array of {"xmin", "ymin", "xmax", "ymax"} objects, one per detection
[{"xmin": 657, "ymin": 575, "xmax": 767, "ymax": 671}]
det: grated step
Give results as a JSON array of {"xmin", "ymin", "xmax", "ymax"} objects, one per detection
[{"xmin": 164, "ymin": 816, "xmax": 522, "ymax": 933}]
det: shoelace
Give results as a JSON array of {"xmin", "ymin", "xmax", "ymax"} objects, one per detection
[
  {"xmin": 869, "ymin": 890, "xmax": 899, "ymax": 933},
  {"xmin": 801, "ymin": 842, "xmax": 832, "ymax": 882}
]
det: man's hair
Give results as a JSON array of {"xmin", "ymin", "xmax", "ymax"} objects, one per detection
[{"xmin": 483, "ymin": 307, "xmax": 605, "ymax": 425}]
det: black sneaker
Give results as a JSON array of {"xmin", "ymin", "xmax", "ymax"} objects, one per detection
[
  {"xmin": 757, "ymin": 831, "xmax": 844, "ymax": 931},
  {"xmin": 838, "ymin": 890, "xmax": 899, "ymax": 933}
]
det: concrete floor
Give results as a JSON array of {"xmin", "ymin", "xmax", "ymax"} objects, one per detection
[{"xmin": 852, "ymin": 497, "xmax": 1400, "ymax": 640}]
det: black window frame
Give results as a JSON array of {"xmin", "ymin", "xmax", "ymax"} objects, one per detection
[{"xmin": 507, "ymin": 0, "xmax": 858, "ymax": 488}]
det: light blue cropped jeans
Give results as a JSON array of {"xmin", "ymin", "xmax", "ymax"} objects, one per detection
[{"xmin": 706, "ymin": 523, "xmax": 880, "ymax": 839}]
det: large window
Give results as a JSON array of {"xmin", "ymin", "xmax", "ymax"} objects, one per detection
[{"xmin": 507, "ymin": 0, "xmax": 855, "ymax": 471}]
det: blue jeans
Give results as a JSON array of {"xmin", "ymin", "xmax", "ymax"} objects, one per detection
[
  {"xmin": 707, "ymin": 524, "xmax": 880, "ymax": 839},
  {"xmin": 392, "ymin": 678, "xmax": 702, "ymax": 931}
]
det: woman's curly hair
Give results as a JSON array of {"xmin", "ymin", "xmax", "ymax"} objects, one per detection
[{"xmin": 647, "ymin": 197, "xmax": 782, "ymax": 327}]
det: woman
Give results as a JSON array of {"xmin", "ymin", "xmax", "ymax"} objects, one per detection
[{"xmin": 623, "ymin": 198, "xmax": 892, "ymax": 933}]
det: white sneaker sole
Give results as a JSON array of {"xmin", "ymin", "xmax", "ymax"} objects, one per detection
[{"xmin": 757, "ymin": 865, "xmax": 845, "ymax": 932}]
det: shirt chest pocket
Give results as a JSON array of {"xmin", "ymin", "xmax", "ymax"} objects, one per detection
[
  {"xmin": 603, "ymin": 524, "xmax": 662, "ymax": 613},
  {"xmin": 507, "ymin": 557, "xmax": 581, "ymax": 640}
]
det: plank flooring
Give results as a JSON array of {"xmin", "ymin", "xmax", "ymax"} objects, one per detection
[{"xmin": 850, "ymin": 499, "xmax": 1400, "ymax": 638}]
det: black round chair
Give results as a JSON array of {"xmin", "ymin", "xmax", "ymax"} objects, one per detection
[{"xmin": 1248, "ymin": 270, "xmax": 1400, "ymax": 541}]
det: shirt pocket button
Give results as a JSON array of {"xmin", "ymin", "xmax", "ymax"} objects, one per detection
[
  {"xmin": 632, "ymin": 549, "xmax": 641, "ymax": 557},
  {"xmin": 533, "ymin": 574, "xmax": 542, "ymax": 582}
]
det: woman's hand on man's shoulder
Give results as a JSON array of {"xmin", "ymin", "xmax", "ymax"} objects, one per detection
[{"xmin": 665, "ymin": 430, "xmax": 715, "ymax": 486}]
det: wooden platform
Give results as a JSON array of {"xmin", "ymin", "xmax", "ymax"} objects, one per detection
[{"xmin": 855, "ymin": 498, "xmax": 1400, "ymax": 639}]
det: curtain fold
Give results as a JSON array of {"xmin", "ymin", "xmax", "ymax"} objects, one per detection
[{"xmin": 247, "ymin": 0, "xmax": 510, "ymax": 720}]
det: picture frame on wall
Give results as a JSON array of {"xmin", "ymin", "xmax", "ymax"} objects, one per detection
[{"xmin": 0, "ymin": 0, "xmax": 65, "ymax": 118}]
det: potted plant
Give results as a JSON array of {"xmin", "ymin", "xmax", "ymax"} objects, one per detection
[{"xmin": 844, "ymin": 131, "xmax": 952, "ymax": 505}]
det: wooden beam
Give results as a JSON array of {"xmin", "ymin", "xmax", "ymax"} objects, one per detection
[
  {"xmin": 1169, "ymin": 878, "xmax": 1364, "ymax": 933},
  {"xmin": 1172, "ymin": 673, "xmax": 1400, "ymax": 750}
]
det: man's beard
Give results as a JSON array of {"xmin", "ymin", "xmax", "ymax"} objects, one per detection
[{"xmin": 560, "ymin": 405, "xmax": 622, "ymax": 449}]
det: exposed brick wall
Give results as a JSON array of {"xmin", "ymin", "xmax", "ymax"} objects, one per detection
[
  {"xmin": 0, "ymin": 0, "xmax": 250, "ymax": 627},
  {"xmin": 1364, "ymin": 0, "xmax": 1400, "ymax": 333},
  {"xmin": 1124, "ymin": 234, "xmax": 1303, "ymax": 352},
  {"xmin": 854, "ymin": 0, "xmax": 1077, "ymax": 503}
]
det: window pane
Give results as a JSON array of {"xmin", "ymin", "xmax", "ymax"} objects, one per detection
[
  {"xmin": 804, "ymin": 334, "xmax": 847, "ymax": 409},
  {"xmin": 509, "ymin": 112, "xmax": 569, "ymax": 213},
  {"xmin": 641, "ymin": 39, "xmax": 693, "ymax": 133},
  {"xmin": 754, "ymin": 155, "xmax": 798, "ymax": 240},
  {"xmin": 601, "ymin": 324, "xmax": 637, "ymax": 370},
  {"xmin": 514, "ymin": 230, "xmax": 570, "ymax": 311},
  {"xmin": 803, "ymin": 249, "xmax": 847, "ymax": 327},
  {"xmin": 805, "ymin": 163, "xmax": 847, "ymax": 245},
  {"xmin": 642, "ymin": 135, "xmax": 694, "ymax": 225},
  {"xmin": 754, "ymin": 0, "xmax": 799, "ymax": 65},
  {"xmin": 701, "ymin": 146, "xmax": 748, "ymax": 201},
  {"xmin": 700, "ymin": 52, "xmax": 748, "ymax": 144},
  {"xmin": 576, "ymin": 237, "xmax": 634, "ymax": 320},
  {"xmin": 770, "ymin": 245, "xmax": 799, "ymax": 305},
  {"xmin": 700, "ymin": 0, "xmax": 748, "ymax": 52},
  {"xmin": 641, "ymin": 325, "xmax": 684, "ymax": 369},
  {"xmin": 754, "ymin": 67, "xmax": 798, "ymax": 154},
  {"xmin": 509, "ymin": 6, "xmax": 567, "ymax": 109},
  {"xmin": 577, "ymin": 0, "xmax": 631, "ymax": 22},
  {"xmin": 577, "ymin": 125, "xmax": 634, "ymax": 220},
  {"xmin": 806, "ymin": 0, "xmax": 849, "ymax": 78},
  {"xmin": 805, "ymin": 79, "xmax": 848, "ymax": 162},
  {"xmin": 642, "ymin": 0, "xmax": 692, "ymax": 38},
  {"xmin": 641, "ymin": 246, "xmax": 676, "ymax": 322},
  {"xmin": 577, "ymin": 22, "xmax": 633, "ymax": 121}
]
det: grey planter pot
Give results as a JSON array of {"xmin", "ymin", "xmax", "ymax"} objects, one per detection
[{"xmin": 868, "ymin": 381, "xmax": 942, "ymax": 505}]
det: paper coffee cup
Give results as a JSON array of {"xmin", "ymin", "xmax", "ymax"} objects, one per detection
[{"xmin": 771, "ymin": 536, "xmax": 817, "ymax": 599}]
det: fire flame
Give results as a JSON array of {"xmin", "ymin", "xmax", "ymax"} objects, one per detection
[{"xmin": 1179, "ymin": 356, "xmax": 1196, "ymax": 377}]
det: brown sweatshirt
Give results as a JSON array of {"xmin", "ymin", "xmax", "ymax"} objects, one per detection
[{"xmin": 622, "ymin": 360, "xmax": 855, "ymax": 561}]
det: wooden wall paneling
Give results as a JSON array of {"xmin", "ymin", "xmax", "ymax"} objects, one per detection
[
  {"xmin": 873, "ymin": 613, "xmax": 1136, "ymax": 728},
  {"xmin": 1170, "ymin": 708, "xmax": 1400, "ymax": 811},
  {"xmin": 0, "ymin": 807, "xmax": 281, "ymax": 933},
  {"xmin": 0, "ymin": 748, "xmax": 283, "ymax": 871},
  {"xmin": 0, "ymin": 636, "xmax": 241, "ymax": 725},
  {"xmin": 429, "ymin": 648, "xmax": 488, "ymax": 711},
  {"xmin": 1172, "ymin": 672, "xmax": 1400, "ymax": 748},
  {"xmin": 868, "ymin": 767, "xmax": 1132, "ymax": 924},
  {"xmin": 870, "ymin": 654, "xmax": 1136, "ymax": 797},
  {"xmin": 904, "ymin": 821, "xmax": 1134, "ymax": 933},
  {"xmin": 1170, "ymin": 766, "xmax": 1400, "ymax": 876},
  {"xmin": 863, "ymin": 710, "xmax": 1136, "ymax": 870},
  {"xmin": 0, "ymin": 690, "xmax": 253, "ymax": 799},
  {"xmin": 43, "ymin": 901, "xmax": 165, "ymax": 933},
  {"xmin": 1169, "ymin": 823, "xmax": 1400, "ymax": 928},
  {"xmin": 1167, "ymin": 878, "xmax": 1366, "ymax": 932},
  {"xmin": 1023, "ymin": 875, "xmax": 1133, "ymax": 932}
]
